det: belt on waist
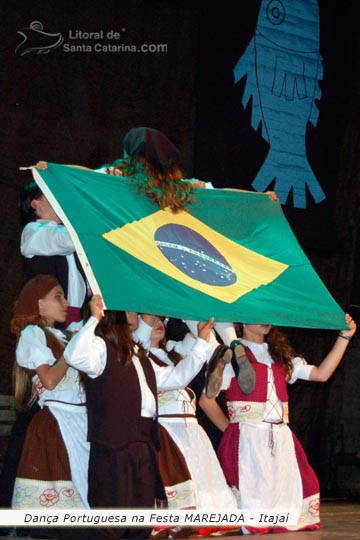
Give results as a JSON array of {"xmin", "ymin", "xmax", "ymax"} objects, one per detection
[
  {"xmin": 44, "ymin": 399, "xmax": 87, "ymax": 407},
  {"xmin": 263, "ymin": 421, "xmax": 284, "ymax": 456},
  {"xmin": 158, "ymin": 413, "xmax": 196, "ymax": 418}
]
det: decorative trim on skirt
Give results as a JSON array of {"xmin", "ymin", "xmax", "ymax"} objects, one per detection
[
  {"xmin": 12, "ymin": 406, "xmax": 85, "ymax": 509},
  {"xmin": 157, "ymin": 423, "xmax": 196, "ymax": 509}
]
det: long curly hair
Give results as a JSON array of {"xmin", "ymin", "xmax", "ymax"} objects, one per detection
[
  {"xmin": 104, "ymin": 127, "xmax": 196, "ymax": 212},
  {"xmin": 107, "ymin": 156, "xmax": 195, "ymax": 213},
  {"xmin": 237, "ymin": 324, "xmax": 299, "ymax": 380}
]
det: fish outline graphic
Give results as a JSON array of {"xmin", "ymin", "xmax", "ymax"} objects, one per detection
[
  {"xmin": 15, "ymin": 21, "xmax": 64, "ymax": 57},
  {"xmin": 234, "ymin": 0, "xmax": 325, "ymax": 208}
]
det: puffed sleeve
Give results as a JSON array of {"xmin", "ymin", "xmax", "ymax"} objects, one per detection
[
  {"xmin": 21, "ymin": 221, "xmax": 75, "ymax": 257},
  {"xmin": 288, "ymin": 356, "xmax": 314, "ymax": 384},
  {"xmin": 166, "ymin": 332, "xmax": 197, "ymax": 356},
  {"xmin": 64, "ymin": 316, "xmax": 106, "ymax": 378},
  {"xmin": 16, "ymin": 325, "xmax": 56, "ymax": 369},
  {"xmin": 131, "ymin": 316, "xmax": 152, "ymax": 350},
  {"xmin": 151, "ymin": 337, "xmax": 214, "ymax": 390}
]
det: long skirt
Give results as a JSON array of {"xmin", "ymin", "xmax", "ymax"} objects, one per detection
[
  {"xmin": 12, "ymin": 404, "xmax": 89, "ymax": 509},
  {"xmin": 158, "ymin": 417, "xmax": 237, "ymax": 509},
  {"xmin": 217, "ymin": 421, "xmax": 322, "ymax": 534},
  {"xmin": 88, "ymin": 439, "xmax": 157, "ymax": 539}
]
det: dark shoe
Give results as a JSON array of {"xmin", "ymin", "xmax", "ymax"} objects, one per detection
[
  {"xmin": 169, "ymin": 526, "xmax": 195, "ymax": 538},
  {"xmin": 210, "ymin": 527, "xmax": 243, "ymax": 536},
  {"xmin": 0, "ymin": 528, "xmax": 16, "ymax": 537},
  {"xmin": 205, "ymin": 345, "xmax": 233, "ymax": 398},
  {"xmin": 15, "ymin": 529, "xmax": 31, "ymax": 538},
  {"xmin": 151, "ymin": 527, "xmax": 171, "ymax": 539},
  {"xmin": 232, "ymin": 341, "xmax": 256, "ymax": 394}
]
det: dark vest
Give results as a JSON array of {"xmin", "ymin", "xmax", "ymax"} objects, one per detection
[
  {"xmin": 23, "ymin": 252, "xmax": 87, "ymax": 306},
  {"xmin": 86, "ymin": 340, "xmax": 160, "ymax": 450}
]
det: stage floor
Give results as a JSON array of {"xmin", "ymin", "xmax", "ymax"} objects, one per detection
[{"xmin": 0, "ymin": 500, "xmax": 359, "ymax": 539}]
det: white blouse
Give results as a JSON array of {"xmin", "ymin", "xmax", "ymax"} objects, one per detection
[
  {"xmin": 65, "ymin": 316, "xmax": 213, "ymax": 419},
  {"xmin": 16, "ymin": 325, "xmax": 85, "ymax": 407},
  {"xmin": 20, "ymin": 219, "xmax": 87, "ymax": 308},
  {"xmin": 221, "ymin": 339, "xmax": 313, "ymax": 423}
]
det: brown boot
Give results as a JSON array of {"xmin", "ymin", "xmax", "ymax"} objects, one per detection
[
  {"xmin": 205, "ymin": 345, "xmax": 233, "ymax": 398},
  {"xmin": 210, "ymin": 527, "xmax": 243, "ymax": 536},
  {"xmin": 232, "ymin": 341, "xmax": 256, "ymax": 394},
  {"xmin": 168, "ymin": 526, "xmax": 195, "ymax": 538}
]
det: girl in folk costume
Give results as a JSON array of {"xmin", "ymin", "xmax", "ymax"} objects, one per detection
[
  {"xmin": 132, "ymin": 313, "xmax": 238, "ymax": 539},
  {"xmin": 0, "ymin": 183, "xmax": 90, "ymax": 511},
  {"xmin": 63, "ymin": 298, "xmax": 218, "ymax": 540},
  {"xmin": 106, "ymin": 126, "xmax": 277, "ymax": 203},
  {"xmin": 132, "ymin": 314, "xmax": 237, "ymax": 511},
  {"xmin": 19, "ymin": 180, "xmax": 89, "ymax": 327},
  {"xmin": 199, "ymin": 315, "xmax": 356, "ymax": 535},
  {"xmin": 97, "ymin": 126, "xmax": 211, "ymax": 209},
  {"xmin": 10, "ymin": 274, "xmax": 90, "ymax": 510}
]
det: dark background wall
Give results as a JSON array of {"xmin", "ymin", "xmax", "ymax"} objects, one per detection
[{"xmin": 1, "ymin": 0, "xmax": 359, "ymax": 496}]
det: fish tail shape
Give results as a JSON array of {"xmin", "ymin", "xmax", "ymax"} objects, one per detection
[
  {"xmin": 252, "ymin": 148, "xmax": 326, "ymax": 208},
  {"xmin": 233, "ymin": 1, "xmax": 326, "ymax": 208}
]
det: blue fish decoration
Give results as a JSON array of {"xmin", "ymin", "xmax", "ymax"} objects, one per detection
[{"xmin": 234, "ymin": 0, "xmax": 325, "ymax": 208}]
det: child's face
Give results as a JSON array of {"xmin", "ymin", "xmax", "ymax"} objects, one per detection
[
  {"xmin": 150, "ymin": 317, "xmax": 165, "ymax": 346},
  {"xmin": 31, "ymin": 194, "xmax": 62, "ymax": 223},
  {"xmin": 38, "ymin": 285, "xmax": 69, "ymax": 326},
  {"xmin": 242, "ymin": 324, "xmax": 272, "ymax": 342}
]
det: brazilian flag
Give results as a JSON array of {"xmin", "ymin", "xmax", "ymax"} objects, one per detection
[{"xmin": 33, "ymin": 163, "xmax": 345, "ymax": 329}]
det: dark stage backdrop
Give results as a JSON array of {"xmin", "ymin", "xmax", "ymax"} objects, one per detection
[
  {"xmin": 1, "ymin": 0, "xmax": 359, "ymax": 495},
  {"xmin": 194, "ymin": 0, "xmax": 360, "ymax": 494}
]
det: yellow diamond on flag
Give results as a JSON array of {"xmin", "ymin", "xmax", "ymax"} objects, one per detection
[{"xmin": 103, "ymin": 208, "xmax": 288, "ymax": 303}]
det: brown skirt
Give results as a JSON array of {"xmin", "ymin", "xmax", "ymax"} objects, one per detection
[
  {"xmin": 13, "ymin": 406, "xmax": 84, "ymax": 509},
  {"xmin": 158, "ymin": 424, "xmax": 196, "ymax": 510},
  {"xmin": 157, "ymin": 422, "xmax": 197, "ymax": 509},
  {"xmin": 157, "ymin": 423, "xmax": 191, "ymax": 487},
  {"xmin": 17, "ymin": 406, "xmax": 71, "ymax": 481}
]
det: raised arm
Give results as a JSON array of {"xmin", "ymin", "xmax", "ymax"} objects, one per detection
[
  {"xmin": 64, "ymin": 295, "xmax": 106, "ymax": 377},
  {"xmin": 35, "ymin": 161, "xmax": 92, "ymax": 171},
  {"xmin": 152, "ymin": 318, "xmax": 217, "ymax": 390},
  {"xmin": 309, "ymin": 314, "xmax": 356, "ymax": 382},
  {"xmin": 131, "ymin": 313, "xmax": 156, "ymax": 349}
]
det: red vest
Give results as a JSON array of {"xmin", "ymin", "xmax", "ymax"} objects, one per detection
[{"xmin": 226, "ymin": 345, "xmax": 289, "ymax": 423}]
